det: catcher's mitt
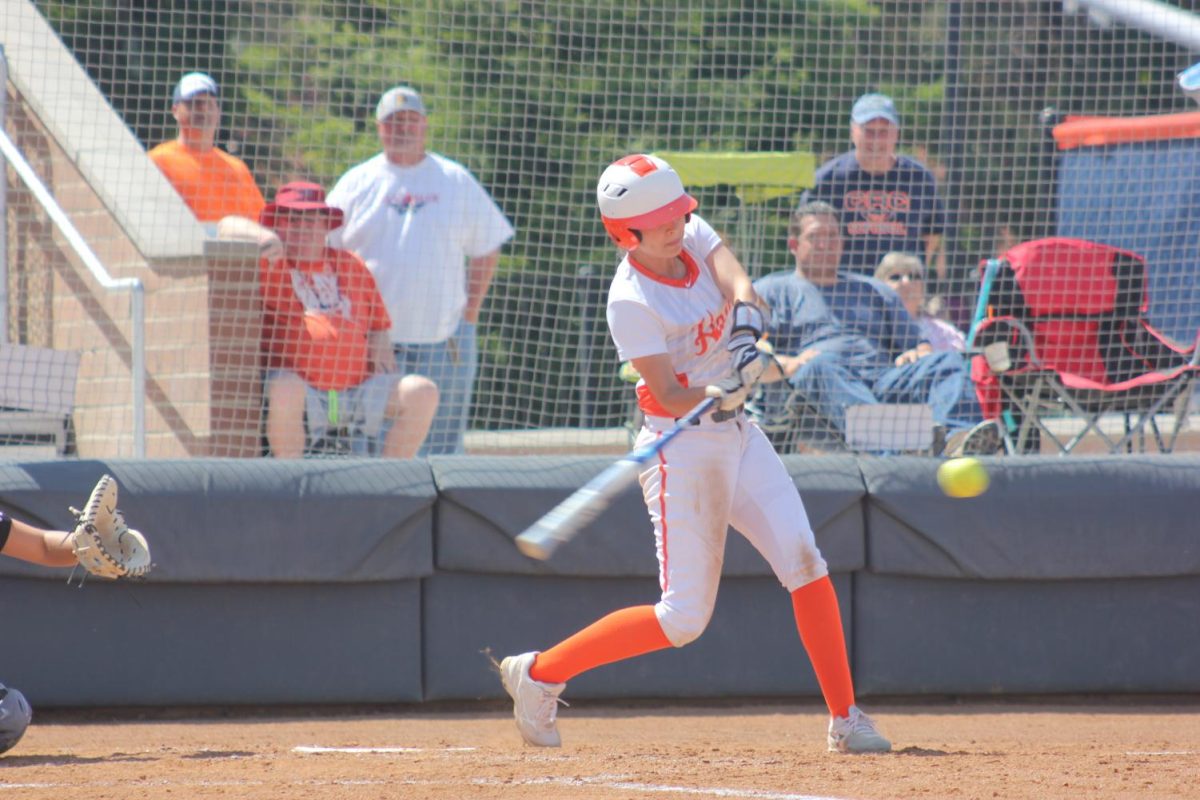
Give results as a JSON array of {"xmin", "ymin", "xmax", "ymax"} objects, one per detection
[{"xmin": 68, "ymin": 474, "xmax": 152, "ymax": 579}]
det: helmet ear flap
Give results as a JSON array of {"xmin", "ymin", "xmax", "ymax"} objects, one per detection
[{"xmin": 602, "ymin": 219, "xmax": 641, "ymax": 250}]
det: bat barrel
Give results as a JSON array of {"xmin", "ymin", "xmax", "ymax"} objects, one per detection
[
  {"xmin": 514, "ymin": 459, "xmax": 639, "ymax": 560},
  {"xmin": 512, "ymin": 396, "xmax": 718, "ymax": 561}
]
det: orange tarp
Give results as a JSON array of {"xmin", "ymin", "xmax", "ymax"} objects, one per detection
[{"xmin": 1053, "ymin": 111, "xmax": 1200, "ymax": 151}]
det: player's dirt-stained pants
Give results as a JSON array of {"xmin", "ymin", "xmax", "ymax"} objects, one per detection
[{"xmin": 637, "ymin": 411, "xmax": 829, "ymax": 647}]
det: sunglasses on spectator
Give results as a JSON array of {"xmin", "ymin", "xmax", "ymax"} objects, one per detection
[{"xmin": 884, "ymin": 272, "xmax": 924, "ymax": 283}]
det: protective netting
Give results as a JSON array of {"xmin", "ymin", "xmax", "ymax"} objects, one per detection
[{"xmin": 4, "ymin": 0, "xmax": 1200, "ymax": 457}]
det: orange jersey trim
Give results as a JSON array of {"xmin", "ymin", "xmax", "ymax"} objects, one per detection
[
  {"xmin": 628, "ymin": 249, "xmax": 701, "ymax": 288},
  {"xmin": 635, "ymin": 372, "xmax": 690, "ymax": 417}
]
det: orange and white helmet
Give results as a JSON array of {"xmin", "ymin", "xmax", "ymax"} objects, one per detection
[{"xmin": 596, "ymin": 154, "xmax": 698, "ymax": 250}]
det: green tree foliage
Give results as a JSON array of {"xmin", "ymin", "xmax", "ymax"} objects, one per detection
[
  {"xmin": 36, "ymin": 2, "xmax": 240, "ymax": 152},
  {"xmin": 223, "ymin": 1, "xmax": 893, "ymax": 271},
  {"xmin": 33, "ymin": 0, "xmax": 1200, "ymax": 429},
  {"xmin": 218, "ymin": 1, "xmax": 900, "ymax": 427}
]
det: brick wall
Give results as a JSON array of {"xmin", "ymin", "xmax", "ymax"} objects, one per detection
[{"xmin": 4, "ymin": 85, "xmax": 264, "ymax": 457}]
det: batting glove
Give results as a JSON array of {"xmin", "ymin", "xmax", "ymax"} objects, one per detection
[
  {"xmin": 728, "ymin": 334, "xmax": 769, "ymax": 388},
  {"xmin": 705, "ymin": 372, "xmax": 753, "ymax": 411},
  {"xmin": 731, "ymin": 300, "xmax": 767, "ymax": 340}
]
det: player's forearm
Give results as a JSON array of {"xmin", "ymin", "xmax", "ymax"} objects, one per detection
[
  {"xmin": 729, "ymin": 273, "xmax": 756, "ymax": 305},
  {"xmin": 708, "ymin": 244, "xmax": 757, "ymax": 304},
  {"xmin": 632, "ymin": 354, "xmax": 711, "ymax": 417},
  {"xmin": 2, "ymin": 523, "xmax": 77, "ymax": 568},
  {"xmin": 760, "ymin": 356, "xmax": 787, "ymax": 383},
  {"xmin": 38, "ymin": 532, "xmax": 79, "ymax": 568},
  {"xmin": 653, "ymin": 384, "xmax": 714, "ymax": 417},
  {"xmin": 464, "ymin": 251, "xmax": 500, "ymax": 323}
]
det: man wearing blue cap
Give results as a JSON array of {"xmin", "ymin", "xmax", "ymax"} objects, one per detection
[{"xmin": 800, "ymin": 93, "xmax": 946, "ymax": 280}]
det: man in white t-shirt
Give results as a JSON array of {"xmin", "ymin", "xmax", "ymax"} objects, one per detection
[{"xmin": 326, "ymin": 85, "xmax": 515, "ymax": 455}]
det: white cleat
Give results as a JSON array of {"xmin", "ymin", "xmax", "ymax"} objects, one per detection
[
  {"xmin": 828, "ymin": 705, "xmax": 892, "ymax": 753},
  {"xmin": 499, "ymin": 652, "xmax": 566, "ymax": 747},
  {"xmin": 942, "ymin": 419, "xmax": 1003, "ymax": 457}
]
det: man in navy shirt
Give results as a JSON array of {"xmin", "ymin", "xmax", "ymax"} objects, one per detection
[
  {"xmin": 800, "ymin": 93, "xmax": 947, "ymax": 279},
  {"xmin": 754, "ymin": 202, "xmax": 992, "ymax": 453}
]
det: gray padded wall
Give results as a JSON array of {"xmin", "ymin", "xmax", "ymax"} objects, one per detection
[
  {"xmin": 0, "ymin": 459, "xmax": 437, "ymax": 583},
  {"xmin": 0, "ymin": 459, "xmax": 436, "ymax": 706},
  {"xmin": 2, "ymin": 455, "xmax": 1197, "ymax": 706},
  {"xmin": 855, "ymin": 455, "xmax": 1200, "ymax": 693},
  {"xmin": 2, "ymin": 578, "xmax": 422, "ymax": 705},
  {"xmin": 854, "ymin": 573, "xmax": 1200, "ymax": 694},
  {"xmin": 860, "ymin": 456, "xmax": 1200, "ymax": 579}
]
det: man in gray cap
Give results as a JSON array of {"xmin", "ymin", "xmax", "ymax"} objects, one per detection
[
  {"xmin": 326, "ymin": 85, "xmax": 514, "ymax": 456},
  {"xmin": 800, "ymin": 92, "xmax": 946, "ymax": 280}
]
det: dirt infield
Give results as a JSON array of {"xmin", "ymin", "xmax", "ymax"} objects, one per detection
[{"xmin": 2, "ymin": 699, "xmax": 1197, "ymax": 799}]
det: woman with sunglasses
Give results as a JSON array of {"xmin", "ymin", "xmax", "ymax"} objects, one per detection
[{"xmin": 874, "ymin": 252, "xmax": 965, "ymax": 353}]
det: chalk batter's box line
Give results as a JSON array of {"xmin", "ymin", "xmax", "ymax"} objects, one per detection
[{"xmin": 292, "ymin": 745, "xmax": 478, "ymax": 754}]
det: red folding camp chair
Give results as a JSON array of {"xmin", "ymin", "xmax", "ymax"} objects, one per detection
[{"xmin": 967, "ymin": 237, "xmax": 1200, "ymax": 454}]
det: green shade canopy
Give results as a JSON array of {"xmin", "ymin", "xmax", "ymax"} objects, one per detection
[{"xmin": 652, "ymin": 151, "xmax": 815, "ymax": 204}]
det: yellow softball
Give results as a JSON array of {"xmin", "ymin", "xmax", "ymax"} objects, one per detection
[{"xmin": 937, "ymin": 457, "xmax": 990, "ymax": 498}]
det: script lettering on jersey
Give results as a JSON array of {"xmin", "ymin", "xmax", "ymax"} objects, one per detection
[
  {"xmin": 693, "ymin": 301, "xmax": 732, "ymax": 355},
  {"xmin": 844, "ymin": 189, "xmax": 911, "ymax": 236}
]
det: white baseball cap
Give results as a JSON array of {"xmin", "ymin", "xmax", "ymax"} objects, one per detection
[
  {"xmin": 850, "ymin": 93, "xmax": 899, "ymax": 126},
  {"xmin": 172, "ymin": 72, "xmax": 218, "ymax": 104},
  {"xmin": 375, "ymin": 86, "xmax": 427, "ymax": 121}
]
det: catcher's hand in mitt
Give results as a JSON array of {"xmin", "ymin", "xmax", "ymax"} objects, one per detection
[{"xmin": 68, "ymin": 474, "xmax": 152, "ymax": 579}]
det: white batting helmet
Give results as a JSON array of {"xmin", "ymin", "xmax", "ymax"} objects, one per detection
[
  {"xmin": 596, "ymin": 154, "xmax": 697, "ymax": 250},
  {"xmin": 0, "ymin": 685, "xmax": 31, "ymax": 756}
]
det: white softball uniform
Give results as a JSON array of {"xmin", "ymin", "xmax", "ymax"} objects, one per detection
[
  {"xmin": 606, "ymin": 215, "xmax": 829, "ymax": 648},
  {"xmin": 326, "ymin": 152, "xmax": 514, "ymax": 344}
]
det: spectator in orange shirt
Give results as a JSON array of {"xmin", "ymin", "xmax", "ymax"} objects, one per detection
[
  {"xmin": 149, "ymin": 72, "xmax": 281, "ymax": 259},
  {"xmin": 259, "ymin": 181, "xmax": 438, "ymax": 458}
]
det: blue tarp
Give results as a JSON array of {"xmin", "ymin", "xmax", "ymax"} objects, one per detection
[{"xmin": 1057, "ymin": 139, "xmax": 1200, "ymax": 345}]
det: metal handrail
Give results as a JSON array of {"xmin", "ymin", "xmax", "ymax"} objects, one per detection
[{"xmin": 0, "ymin": 126, "xmax": 146, "ymax": 457}]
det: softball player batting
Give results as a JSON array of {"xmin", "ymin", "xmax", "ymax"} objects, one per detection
[{"xmin": 500, "ymin": 154, "xmax": 891, "ymax": 754}]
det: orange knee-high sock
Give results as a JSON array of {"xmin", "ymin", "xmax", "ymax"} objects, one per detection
[
  {"xmin": 530, "ymin": 605, "xmax": 671, "ymax": 684},
  {"xmin": 791, "ymin": 576, "xmax": 855, "ymax": 719}
]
